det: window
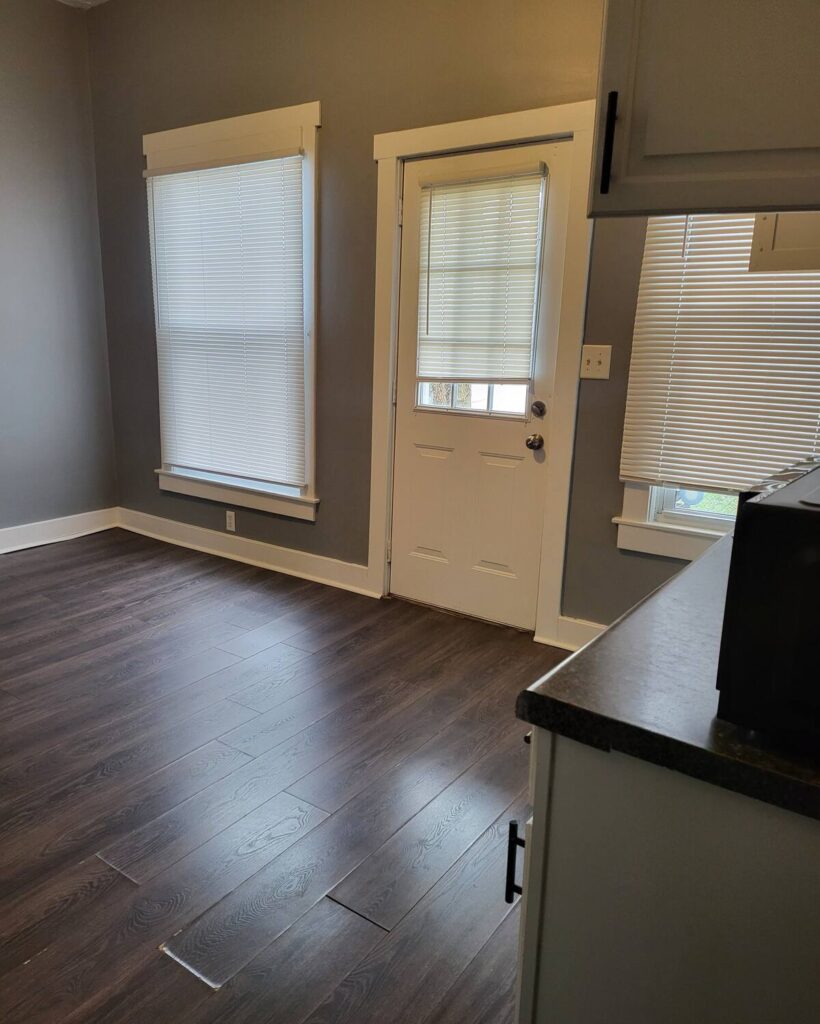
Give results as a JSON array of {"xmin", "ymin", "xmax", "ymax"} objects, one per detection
[
  {"xmin": 143, "ymin": 103, "xmax": 320, "ymax": 520},
  {"xmin": 415, "ymin": 170, "xmax": 546, "ymax": 417},
  {"xmin": 617, "ymin": 213, "xmax": 820, "ymax": 559},
  {"xmin": 653, "ymin": 488, "xmax": 739, "ymax": 529},
  {"xmin": 417, "ymin": 382, "xmax": 528, "ymax": 415}
]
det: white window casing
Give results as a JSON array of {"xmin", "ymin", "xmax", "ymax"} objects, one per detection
[{"xmin": 143, "ymin": 102, "xmax": 320, "ymax": 520}]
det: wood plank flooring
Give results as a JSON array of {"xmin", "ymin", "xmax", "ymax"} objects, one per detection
[{"xmin": 0, "ymin": 528, "xmax": 565, "ymax": 1024}]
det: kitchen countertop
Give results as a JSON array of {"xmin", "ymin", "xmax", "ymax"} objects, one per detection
[{"xmin": 517, "ymin": 536, "xmax": 820, "ymax": 820}]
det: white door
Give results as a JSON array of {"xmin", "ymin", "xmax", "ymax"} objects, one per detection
[{"xmin": 390, "ymin": 142, "xmax": 572, "ymax": 629}]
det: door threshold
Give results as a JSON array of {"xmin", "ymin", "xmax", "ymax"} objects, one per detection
[{"xmin": 388, "ymin": 592, "xmax": 533, "ymax": 634}]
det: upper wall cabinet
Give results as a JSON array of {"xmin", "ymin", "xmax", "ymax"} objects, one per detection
[{"xmin": 589, "ymin": 0, "xmax": 820, "ymax": 216}]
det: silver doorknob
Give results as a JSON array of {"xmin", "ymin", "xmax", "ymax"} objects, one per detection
[{"xmin": 525, "ymin": 433, "xmax": 544, "ymax": 451}]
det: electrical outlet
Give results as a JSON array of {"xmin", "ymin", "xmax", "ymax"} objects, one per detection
[
  {"xmin": 225, "ymin": 509, "xmax": 236, "ymax": 532},
  {"xmin": 580, "ymin": 344, "xmax": 612, "ymax": 380}
]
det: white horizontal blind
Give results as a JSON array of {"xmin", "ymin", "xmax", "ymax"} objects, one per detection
[
  {"xmin": 621, "ymin": 214, "xmax": 820, "ymax": 493},
  {"xmin": 148, "ymin": 156, "xmax": 306, "ymax": 488},
  {"xmin": 416, "ymin": 172, "xmax": 545, "ymax": 382}
]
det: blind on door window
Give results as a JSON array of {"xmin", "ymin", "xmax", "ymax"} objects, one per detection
[
  {"xmin": 416, "ymin": 171, "xmax": 545, "ymax": 383},
  {"xmin": 148, "ymin": 155, "xmax": 306, "ymax": 488},
  {"xmin": 621, "ymin": 214, "xmax": 820, "ymax": 493}
]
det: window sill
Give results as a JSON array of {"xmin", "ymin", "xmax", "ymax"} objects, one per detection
[
  {"xmin": 156, "ymin": 469, "xmax": 318, "ymax": 522},
  {"xmin": 612, "ymin": 516, "xmax": 725, "ymax": 561}
]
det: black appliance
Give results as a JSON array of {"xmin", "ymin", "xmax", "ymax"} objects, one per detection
[{"xmin": 716, "ymin": 460, "xmax": 820, "ymax": 743}]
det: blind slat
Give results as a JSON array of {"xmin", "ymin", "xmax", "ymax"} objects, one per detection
[
  {"xmin": 416, "ymin": 173, "xmax": 544, "ymax": 382},
  {"xmin": 620, "ymin": 214, "xmax": 820, "ymax": 493},
  {"xmin": 148, "ymin": 156, "xmax": 306, "ymax": 488}
]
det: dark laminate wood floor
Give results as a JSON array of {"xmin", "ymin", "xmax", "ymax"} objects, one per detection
[{"xmin": 0, "ymin": 529, "xmax": 565, "ymax": 1024}]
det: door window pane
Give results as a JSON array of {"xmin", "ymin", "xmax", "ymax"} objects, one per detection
[
  {"xmin": 491, "ymin": 384, "xmax": 528, "ymax": 415},
  {"xmin": 454, "ymin": 384, "xmax": 490, "ymax": 412},
  {"xmin": 416, "ymin": 171, "xmax": 546, "ymax": 381},
  {"xmin": 417, "ymin": 381, "xmax": 528, "ymax": 416},
  {"xmin": 417, "ymin": 382, "xmax": 453, "ymax": 409}
]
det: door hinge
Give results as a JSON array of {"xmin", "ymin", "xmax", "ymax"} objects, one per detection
[
  {"xmin": 391, "ymin": 378, "xmax": 398, "ymax": 406},
  {"xmin": 397, "ymin": 196, "xmax": 404, "ymax": 227},
  {"xmin": 386, "ymin": 538, "xmax": 392, "ymax": 563}
]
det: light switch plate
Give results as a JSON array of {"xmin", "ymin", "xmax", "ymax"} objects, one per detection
[{"xmin": 580, "ymin": 344, "xmax": 612, "ymax": 380}]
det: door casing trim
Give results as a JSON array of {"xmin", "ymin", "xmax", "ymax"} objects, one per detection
[{"xmin": 366, "ymin": 101, "xmax": 596, "ymax": 646}]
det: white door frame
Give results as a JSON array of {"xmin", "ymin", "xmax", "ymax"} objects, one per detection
[{"xmin": 364, "ymin": 100, "xmax": 596, "ymax": 647}]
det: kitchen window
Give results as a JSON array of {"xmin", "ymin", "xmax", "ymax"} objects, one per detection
[
  {"xmin": 616, "ymin": 213, "xmax": 820, "ymax": 559},
  {"xmin": 143, "ymin": 103, "xmax": 320, "ymax": 521}
]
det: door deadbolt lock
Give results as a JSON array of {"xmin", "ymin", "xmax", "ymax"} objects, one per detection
[
  {"xmin": 525, "ymin": 433, "xmax": 544, "ymax": 451},
  {"xmin": 531, "ymin": 400, "xmax": 547, "ymax": 418}
]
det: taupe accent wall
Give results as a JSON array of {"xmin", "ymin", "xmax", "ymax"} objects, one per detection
[{"xmin": 0, "ymin": 0, "xmax": 116, "ymax": 528}]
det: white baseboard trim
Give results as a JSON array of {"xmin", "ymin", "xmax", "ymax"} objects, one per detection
[
  {"xmin": 0, "ymin": 507, "xmax": 120, "ymax": 555},
  {"xmin": 535, "ymin": 614, "xmax": 606, "ymax": 652},
  {"xmin": 1, "ymin": 509, "xmax": 604, "ymax": 640},
  {"xmin": 117, "ymin": 507, "xmax": 381, "ymax": 599}
]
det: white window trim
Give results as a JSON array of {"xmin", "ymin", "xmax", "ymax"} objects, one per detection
[
  {"xmin": 155, "ymin": 469, "xmax": 319, "ymax": 522},
  {"xmin": 143, "ymin": 101, "xmax": 320, "ymax": 522},
  {"xmin": 614, "ymin": 482, "xmax": 729, "ymax": 561}
]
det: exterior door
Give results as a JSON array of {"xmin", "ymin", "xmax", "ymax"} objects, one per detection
[{"xmin": 389, "ymin": 142, "xmax": 572, "ymax": 629}]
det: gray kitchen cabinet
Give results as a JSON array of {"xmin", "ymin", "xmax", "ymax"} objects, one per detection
[
  {"xmin": 589, "ymin": 0, "xmax": 820, "ymax": 216},
  {"xmin": 514, "ymin": 538, "xmax": 820, "ymax": 1023},
  {"xmin": 516, "ymin": 731, "xmax": 820, "ymax": 1024}
]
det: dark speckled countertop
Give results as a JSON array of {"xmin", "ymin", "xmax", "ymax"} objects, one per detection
[{"xmin": 517, "ymin": 536, "xmax": 820, "ymax": 820}]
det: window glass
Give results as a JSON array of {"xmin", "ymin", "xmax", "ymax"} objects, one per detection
[
  {"xmin": 415, "ymin": 169, "xmax": 545, "ymax": 416},
  {"xmin": 491, "ymin": 384, "xmax": 528, "ymax": 415},
  {"xmin": 653, "ymin": 487, "xmax": 739, "ymax": 528},
  {"xmin": 148, "ymin": 155, "xmax": 307, "ymax": 488},
  {"xmin": 668, "ymin": 490, "xmax": 739, "ymax": 519},
  {"xmin": 417, "ymin": 382, "xmax": 528, "ymax": 416}
]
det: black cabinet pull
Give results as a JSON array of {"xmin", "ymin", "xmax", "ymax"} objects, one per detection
[
  {"xmin": 505, "ymin": 819, "xmax": 526, "ymax": 904},
  {"xmin": 599, "ymin": 90, "xmax": 618, "ymax": 195}
]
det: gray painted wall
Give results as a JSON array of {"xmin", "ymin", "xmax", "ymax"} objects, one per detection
[
  {"xmin": 563, "ymin": 218, "xmax": 684, "ymax": 624},
  {"xmin": 82, "ymin": 0, "xmax": 682, "ymax": 624},
  {"xmin": 85, "ymin": 0, "xmax": 605, "ymax": 563},
  {"xmin": 0, "ymin": 0, "xmax": 116, "ymax": 528}
]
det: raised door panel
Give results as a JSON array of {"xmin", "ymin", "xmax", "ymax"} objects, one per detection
[
  {"xmin": 401, "ymin": 444, "xmax": 457, "ymax": 566},
  {"xmin": 590, "ymin": 0, "xmax": 820, "ymax": 216},
  {"xmin": 463, "ymin": 449, "xmax": 544, "ymax": 627},
  {"xmin": 471, "ymin": 452, "xmax": 527, "ymax": 579}
]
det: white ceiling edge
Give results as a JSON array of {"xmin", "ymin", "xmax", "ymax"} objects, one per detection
[{"xmin": 56, "ymin": 0, "xmax": 112, "ymax": 8}]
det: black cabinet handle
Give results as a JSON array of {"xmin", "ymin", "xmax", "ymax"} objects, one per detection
[
  {"xmin": 599, "ymin": 90, "xmax": 618, "ymax": 195},
  {"xmin": 505, "ymin": 819, "xmax": 526, "ymax": 904}
]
